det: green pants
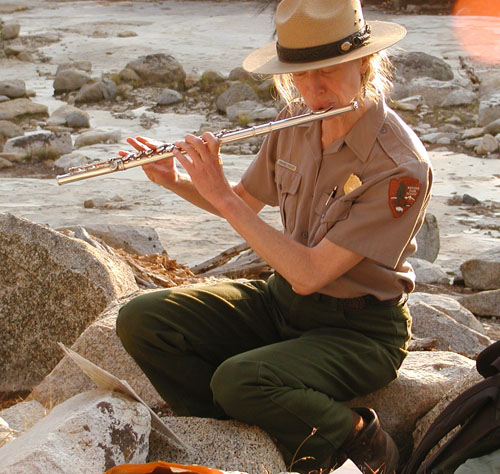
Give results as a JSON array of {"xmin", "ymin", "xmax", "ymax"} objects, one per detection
[{"xmin": 117, "ymin": 273, "xmax": 410, "ymax": 471}]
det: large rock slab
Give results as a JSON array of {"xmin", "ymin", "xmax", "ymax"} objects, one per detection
[
  {"xmin": 0, "ymin": 400, "xmax": 46, "ymax": 443},
  {"xmin": 0, "ymin": 98, "xmax": 48, "ymax": 121},
  {"xmin": 0, "ymin": 80, "xmax": 25, "ymax": 99},
  {"xmin": 0, "ymin": 390, "xmax": 150, "ymax": 474},
  {"xmin": 414, "ymin": 213, "xmax": 440, "ymax": 263},
  {"xmin": 408, "ymin": 258, "xmax": 450, "ymax": 285},
  {"xmin": 346, "ymin": 351, "xmax": 475, "ymax": 462},
  {"xmin": 409, "ymin": 301, "xmax": 491, "ymax": 358},
  {"xmin": 0, "ymin": 213, "xmax": 138, "ymax": 392},
  {"xmin": 121, "ymin": 53, "xmax": 186, "ymax": 90},
  {"xmin": 30, "ymin": 293, "xmax": 163, "ymax": 408},
  {"xmin": 478, "ymin": 91, "xmax": 500, "ymax": 127},
  {"xmin": 460, "ymin": 247, "xmax": 500, "ymax": 290},
  {"xmin": 59, "ymin": 224, "xmax": 167, "ymax": 256},
  {"xmin": 149, "ymin": 417, "xmax": 286, "ymax": 474},
  {"xmin": 458, "ymin": 289, "xmax": 500, "ymax": 318},
  {"xmin": 3, "ymin": 130, "xmax": 72, "ymax": 160},
  {"xmin": 409, "ymin": 292, "xmax": 486, "ymax": 335},
  {"xmin": 392, "ymin": 51, "xmax": 454, "ymax": 82}
]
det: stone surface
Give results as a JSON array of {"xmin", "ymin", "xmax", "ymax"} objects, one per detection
[
  {"xmin": 48, "ymin": 104, "xmax": 90, "ymax": 128},
  {"xmin": 60, "ymin": 224, "xmax": 167, "ymax": 256},
  {"xmin": 0, "ymin": 98, "xmax": 48, "ymax": 121},
  {"xmin": 149, "ymin": 417, "xmax": 286, "ymax": 474},
  {"xmin": 54, "ymin": 152, "xmax": 90, "ymax": 171},
  {"xmin": 0, "ymin": 400, "xmax": 46, "ymax": 443},
  {"xmin": 346, "ymin": 351, "xmax": 475, "ymax": 462},
  {"xmin": 0, "ymin": 213, "xmax": 138, "ymax": 392},
  {"xmin": 408, "ymin": 301, "xmax": 491, "ymax": 358},
  {"xmin": 74, "ymin": 129, "xmax": 121, "ymax": 148},
  {"xmin": 458, "ymin": 289, "xmax": 500, "ymax": 318},
  {"xmin": 408, "ymin": 257, "xmax": 450, "ymax": 285},
  {"xmin": 407, "ymin": 78, "xmax": 461, "ymax": 108},
  {"xmin": 0, "ymin": 157, "xmax": 13, "ymax": 168},
  {"xmin": 56, "ymin": 61, "xmax": 92, "ymax": 74},
  {"xmin": 226, "ymin": 100, "xmax": 278, "ymax": 122},
  {"xmin": 3, "ymin": 130, "xmax": 72, "ymax": 160},
  {"xmin": 216, "ymin": 83, "xmax": 258, "ymax": 113},
  {"xmin": 0, "ymin": 80, "xmax": 25, "ymax": 99},
  {"xmin": 1, "ymin": 21, "xmax": 20, "ymax": 40},
  {"xmin": 460, "ymin": 247, "xmax": 500, "ymax": 290},
  {"xmin": 414, "ymin": 212, "xmax": 439, "ymax": 263},
  {"xmin": 74, "ymin": 80, "xmax": 118, "ymax": 103},
  {"xmin": 475, "ymin": 134, "xmax": 499, "ymax": 154},
  {"xmin": 122, "ymin": 53, "xmax": 186, "ymax": 90},
  {"xmin": 478, "ymin": 92, "xmax": 500, "ymax": 127},
  {"xmin": 0, "ymin": 390, "xmax": 150, "ymax": 474},
  {"xmin": 441, "ymin": 89, "xmax": 477, "ymax": 107},
  {"xmin": 158, "ymin": 88, "xmax": 183, "ymax": 105},
  {"xmin": 409, "ymin": 292, "xmax": 486, "ymax": 335},
  {"xmin": 53, "ymin": 68, "xmax": 92, "ymax": 93},
  {"xmin": 484, "ymin": 118, "xmax": 500, "ymax": 136},
  {"xmin": 392, "ymin": 51, "xmax": 454, "ymax": 82},
  {"xmin": 0, "ymin": 119, "xmax": 24, "ymax": 143},
  {"xmin": 30, "ymin": 295, "xmax": 163, "ymax": 408}
]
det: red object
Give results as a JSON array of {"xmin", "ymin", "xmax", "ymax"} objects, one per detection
[{"xmin": 388, "ymin": 177, "xmax": 421, "ymax": 218}]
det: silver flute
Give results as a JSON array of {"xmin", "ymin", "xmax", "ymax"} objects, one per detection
[{"xmin": 56, "ymin": 101, "xmax": 358, "ymax": 185}]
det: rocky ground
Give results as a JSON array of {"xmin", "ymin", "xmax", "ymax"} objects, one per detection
[{"xmin": 0, "ymin": 2, "xmax": 499, "ymax": 473}]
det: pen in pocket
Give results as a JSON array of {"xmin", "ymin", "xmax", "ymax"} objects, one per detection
[{"xmin": 325, "ymin": 186, "xmax": 338, "ymax": 207}]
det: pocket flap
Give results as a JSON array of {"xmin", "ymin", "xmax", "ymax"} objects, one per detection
[{"xmin": 276, "ymin": 167, "xmax": 301, "ymax": 195}]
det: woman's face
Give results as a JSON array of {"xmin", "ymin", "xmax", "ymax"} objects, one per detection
[{"xmin": 292, "ymin": 58, "xmax": 368, "ymax": 112}]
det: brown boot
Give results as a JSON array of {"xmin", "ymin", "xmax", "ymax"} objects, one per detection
[{"xmin": 342, "ymin": 408, "xmax": 399, "ymax": 474}]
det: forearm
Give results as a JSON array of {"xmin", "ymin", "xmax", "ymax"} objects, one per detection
[{"xmin": 164, "ymin": 173, "xmax": 230, "ymax": 217}]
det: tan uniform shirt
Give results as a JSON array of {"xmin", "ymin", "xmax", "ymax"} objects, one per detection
[{"xmin": 241, "ymin": 100, "xmax": 433, "ymax": 300}]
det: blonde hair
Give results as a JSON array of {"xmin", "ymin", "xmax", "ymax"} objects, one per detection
[{"xmin": 273, "ymin": 51, "xmax": 394, "ymax": 113}]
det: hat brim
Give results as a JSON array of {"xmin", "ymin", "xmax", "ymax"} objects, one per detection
[{"xmin": 243, "ymin": 21, "xmax": 406, "ymax": 75}]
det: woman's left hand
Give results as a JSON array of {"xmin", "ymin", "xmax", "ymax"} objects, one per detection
[{"xmin": 172, "ymin": 132, "xmax": 233, "ymax": 210}]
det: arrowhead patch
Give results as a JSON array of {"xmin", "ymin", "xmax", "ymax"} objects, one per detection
[{"xmin": 388, "ymin": 177, "xmax": 421, "ymax": 218}]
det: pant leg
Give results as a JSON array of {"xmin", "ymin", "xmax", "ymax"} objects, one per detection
[
  {"xmin": 116, "ymin": 279, "xmax": 281, "ymax": 418},
  {"xmin": 210, "ymin": 274, "xmax": 410, "ymax": 471}
]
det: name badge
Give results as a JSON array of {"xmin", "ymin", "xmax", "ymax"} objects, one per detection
[{"xmin": 277, "ymin": 159, "xmax": 297, "ymax": 172}]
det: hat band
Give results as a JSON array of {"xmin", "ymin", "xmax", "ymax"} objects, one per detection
[{"xmin": 276, "ymin": 24, "xmax": 371, "ymax": 64}]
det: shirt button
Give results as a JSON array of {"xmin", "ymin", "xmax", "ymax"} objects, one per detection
[
  {"xmin": 380, "ymin": 126, "xmax": 387, "ymax": 134},
  {"xmin": 321, "ymin": 213, "xmax": 325, "ymax": 219},
  {"xmin": 301, "ymin": 231, "xmax": 308, "ymax": 239}
]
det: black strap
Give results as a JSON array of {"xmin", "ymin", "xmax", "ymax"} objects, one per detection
[
  {"xmin": 276, "ymin": 24, "xmax": 371, "ymax": 63},
  {"xmin": 402, "ymin": 375, "xmax": 500, "ymax": 474}
]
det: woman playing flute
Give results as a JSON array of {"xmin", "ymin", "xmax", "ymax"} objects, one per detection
[{"xmin": 117, "ymin": 1, "xmax": 433, "ymax": 472}]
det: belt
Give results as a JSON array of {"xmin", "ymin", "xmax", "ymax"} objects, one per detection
[{"xmin": 313, "ymin": 292, "xmax": 404, "ymax": 311}]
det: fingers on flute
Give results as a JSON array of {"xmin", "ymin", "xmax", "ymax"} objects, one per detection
[{"xmin": 201, "ymin": 132, "xmax": 220, "ymax": 155}]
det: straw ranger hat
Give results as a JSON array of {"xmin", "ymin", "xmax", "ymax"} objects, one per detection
[{"xmin": 243, "ymin": 0, "xmax": 406, "ymax": 74}]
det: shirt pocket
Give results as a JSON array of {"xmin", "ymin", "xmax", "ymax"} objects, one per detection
[
  {"xmin": 276, "ymin": 166, "xmax": 302, "ymax": 233},
  {"xmin": 313, "ymin": 195, "xmax": 354, "ymax": 242}
]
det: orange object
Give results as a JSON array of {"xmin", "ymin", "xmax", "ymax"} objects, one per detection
[{"xmin": 104, "ymin": 461, "xmax": 224, "ymax": 474}]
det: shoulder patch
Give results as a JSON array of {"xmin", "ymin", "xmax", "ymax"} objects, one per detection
[{"xmin": 388, "ymin": 177, "xmax": 421, "ymax": 218}]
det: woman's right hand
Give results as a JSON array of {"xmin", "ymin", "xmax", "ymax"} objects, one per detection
[{"xmin": 118, "ymin": 136, "xmax": 180, "ymax": 188}]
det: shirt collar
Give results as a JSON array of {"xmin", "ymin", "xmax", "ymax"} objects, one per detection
[
  {"xmin": 299, "ymin": 100, "xmax": 387, "ymax": 161},
  {"xmin": 345, "ymin": 100, "xmax": 387, "ymax": 162}
]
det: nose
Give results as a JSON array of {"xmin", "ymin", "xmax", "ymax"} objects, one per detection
[{"xmin": 307, "ymin": 71, "xmax": 326, "ymax": 95}]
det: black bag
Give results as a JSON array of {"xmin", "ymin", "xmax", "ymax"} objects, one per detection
[{"xmin": 402, "ymin": 341, "xmax": 500, "ymax": 474}]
